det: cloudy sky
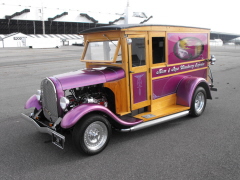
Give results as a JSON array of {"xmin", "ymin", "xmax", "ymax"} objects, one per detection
[{"xmin": 2, "ymin": 0, "xmax": 239, "ymax": 34}]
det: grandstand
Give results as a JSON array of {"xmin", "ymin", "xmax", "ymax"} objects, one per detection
[
  {"xmin": 0, "ymin": 2, "xmax": 151, "ymax": 35},
  {"xmin": 0, "ymin": 2, "xmax": 239, "ymax": 46}
]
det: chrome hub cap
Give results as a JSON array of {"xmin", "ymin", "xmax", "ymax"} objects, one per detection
[
  {"xmin": 84, "ymin": 121, "xmax": 108, "ymax": 151},
  {"xmin": 195, "ymin": 92, "xmax": 205, "ymax": 113}
]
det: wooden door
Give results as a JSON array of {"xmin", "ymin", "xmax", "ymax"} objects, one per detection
[{"xmin": 128, "ymin": 34, "xmax": 150, "ymax": 110}]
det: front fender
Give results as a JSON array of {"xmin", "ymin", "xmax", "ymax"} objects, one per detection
[
  {"xmin": 24, "ymin": 95, "xmax": 42, "ymax": 110},
  {"xmin": 176, "ymin": 77, "xmax": 211, "ymax": 107},
  {"xmin": 61, "ymin": 104, "xmax": 143, "ymax": 129}
]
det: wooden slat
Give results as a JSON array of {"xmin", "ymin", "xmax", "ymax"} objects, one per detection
[
  {"xmin": 104, "ymin": 78, "xmax": 130, "ymax": 115},
  {"xmin": 151, "ymin": 94, "xmax": 177, "ymax": 112}
]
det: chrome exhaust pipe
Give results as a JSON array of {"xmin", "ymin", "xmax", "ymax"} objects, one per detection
[{"xmin": 120, "ymin": 111, "xmax": 189, "ymax": 132}]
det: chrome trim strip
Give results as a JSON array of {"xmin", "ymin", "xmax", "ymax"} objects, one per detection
[{"xmin": 120, "ymin": 111, "xmax": 189, "ymax": 132}]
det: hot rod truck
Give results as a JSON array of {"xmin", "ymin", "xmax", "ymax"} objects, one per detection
[{"xmin": 22, "ymin": 24, "xmax": 217, "ymax": 155}]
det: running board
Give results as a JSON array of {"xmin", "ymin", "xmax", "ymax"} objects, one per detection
[{"xmin": 120, "ymin": 110, "xmax": 189, "ymax": 132}]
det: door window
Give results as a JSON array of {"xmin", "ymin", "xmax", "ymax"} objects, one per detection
[
  {"xmin": 152, "ymin": 37, "xmax": 165, "ymax": 64},
  {"xmin": 131, "ymin": 38, "xmax": 146, "ymax": 67}
]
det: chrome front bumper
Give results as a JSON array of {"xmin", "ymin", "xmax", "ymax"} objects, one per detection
[{"xmin": 21, "ymin": 113, "xmax": 65, "ymax": 149}]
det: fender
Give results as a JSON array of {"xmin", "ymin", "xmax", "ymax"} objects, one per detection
[
  {"xmin": 61, "ymin": 104, "xmax": 143, "ymax": 129},
  {"xmin": 24, "ymin": 95, "xmax": 42, "ymax": 110},
  {"xmin": 176, "ymin": 77, "xmax": 212, "ymax": 107}
]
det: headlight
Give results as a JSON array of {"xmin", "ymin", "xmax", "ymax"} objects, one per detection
[
  {"xmin": 35, "ymin": 90, "xmax": 41, "ymax": 101},
  {"xmin": 60, "ymin": 97, "xmax": 70, "ymax": 110}
]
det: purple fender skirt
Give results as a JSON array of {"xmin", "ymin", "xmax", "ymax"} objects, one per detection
[{"xmin": 177, "ymin": 77, "xmax": 209, "ymax": 107}]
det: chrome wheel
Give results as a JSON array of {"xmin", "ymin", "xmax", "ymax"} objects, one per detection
[
  {"xmin": 84, "ymin": 121, "xmax": 108, "ymax": 151},
  {"xmin": 72, "ymin": 114, "xmax": 111, "ymax": 155},
  {"xmin": 194, "ymin": 91, "xmax": 205, "ymax": 113},
  {"xmin": 190, "ymin": 86, "xmax": 207, "ymax": 117}
]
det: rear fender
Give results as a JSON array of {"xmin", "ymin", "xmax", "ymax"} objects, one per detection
[
  {"xmin": 61, "ymin": 104, "xmax": 143, "ymax": 129},
  {"xmin": 24, "ymin": 95, "xmax": 42, "ymax": 110},
  {"xmin": 177, "ymin": 77, "xmax": 212, "ymax": 107}
]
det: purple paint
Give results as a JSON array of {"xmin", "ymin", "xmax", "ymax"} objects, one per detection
[
  {"xmin": 53, "ymin": 66, "xmax": 125, "ymax": 90},
  {"xmin": 168, "ymin": 33, "xmax": 208, "ymax": 64},
  {"xmin": 176, "ymin": 77, "xmax": 208, "ymax": 107},
  {"xmin": 132, "ymin": 72, "xmax": 147, "ymax": 104},
  {"xmin": 152, "ymin": 69, "xmax": 207, "ymax": 100},
  {"xmin": 61, "ymin": 103, "xmax": 143, "ymax": 129},
  {"xmin": 24, "ymin": 95, "xmax": 42, "ymax": 110},
  {"xmin": 153, "ymin": 75, "xmax": 186, "ymax": 99}
]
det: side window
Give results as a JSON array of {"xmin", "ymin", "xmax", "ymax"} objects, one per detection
[
  {"xmin": 152, "ymin": 37, "xmax": 165, "ymax": 64},
  {"xmin": 131, "ymin": 38, "xmax": 146, "ymax": 67}
]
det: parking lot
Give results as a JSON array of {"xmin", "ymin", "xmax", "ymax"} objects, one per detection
[{"xmin": 1, "ymin": 45, "xmax": 240, "ymax": 180}]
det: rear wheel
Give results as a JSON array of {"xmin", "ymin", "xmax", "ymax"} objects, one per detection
[
  {"xmin": 190, "ymin": 86, "xmax": 207, "ymax": 117},
  {"xmin": 72, "ymin": 114, "xmax": 111, "ymax": 155}
]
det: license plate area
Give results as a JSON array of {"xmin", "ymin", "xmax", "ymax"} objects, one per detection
[{"xmin": 52, "ymin": 131, "xmax": 65, "ymax": 149}]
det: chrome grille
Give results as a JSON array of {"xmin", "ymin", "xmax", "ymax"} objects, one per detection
[{"xmin": 41, "ymin": 78, "xmax": 59, "ymax": 122}]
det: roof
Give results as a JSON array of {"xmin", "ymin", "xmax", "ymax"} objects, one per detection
[
  {"xmin": 80, "ymin": 24, "xmax": 210, "ymax": 34},
  {"xmin": 3, "ymin": 32, "xmax": 29, "ymax": 39},
  {"xmin": 28, "ymin": 34, "xmax": 83, "ymax": 40},
  {"xmin": 211, "ymin": 31, "xmax": 240, "ymax": 36}
]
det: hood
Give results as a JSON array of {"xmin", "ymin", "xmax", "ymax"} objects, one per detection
[{"xmin": 51, "ymin": 66, "xmax": 125, "ymax": 90}]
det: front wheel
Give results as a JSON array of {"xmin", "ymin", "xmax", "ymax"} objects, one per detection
[
  {"xmin": 72, "ymin": 114, "xmax": 111, "ymax": 155},
  {"xmin": 190, "ymin": 86, "xmax": 207, "ymax": 117}
]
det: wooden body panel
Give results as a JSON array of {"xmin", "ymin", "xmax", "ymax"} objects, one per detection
[
  {"xmin": 104, "ymin": 78, "xmax": 130, "ymax": 115},
  {"xmin": 81, "ymin": 25, "xmax": 211, "ymax": 119},
  {"xmin": 151, "ymin": 94, "xmax": 177, "ymax": 112},
  {"xmin": 123, "ymin": 26, "xmax": 209, "ymax": 33}
]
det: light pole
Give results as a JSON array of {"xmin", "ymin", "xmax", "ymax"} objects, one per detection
[
  {"xmin": 124, "ymin": 0, "xmax": 129, "ymax": 24},
  {"xmin": 41, "ymin": 1, "xmax": 45, "ymax": 34}
]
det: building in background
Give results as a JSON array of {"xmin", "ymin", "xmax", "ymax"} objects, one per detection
[
  {"xmin": 1, "ymin": 32, "xmax": 28, "ymax": 47},
  {"xmin": 0, "ymin": 2, "xmax": 239, "ymax": 47},
  {"xmin": 0, "ymin": 2, "xmax": 153, "ymax": 35}
]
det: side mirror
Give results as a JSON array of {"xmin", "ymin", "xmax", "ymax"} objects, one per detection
[
  {"xmin": 209, "ymin": 55, "xmax": 216, "ymax": 65},
  {"xmin": 127, "ymin": 38, "xmax": 132, "ymax": 45}
]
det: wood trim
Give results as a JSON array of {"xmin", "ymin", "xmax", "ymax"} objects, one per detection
[
  {"xmin": 113, "ymin": 39, "xmax": 121, "ymax": 62},
  {"xmin": 104, "ymin": 78, "xmax": 130, "ymax": 115},
  {"xmin": 81, "ymin": 38, "xmax": 121, "ymax": 63},
  {"xmin": 125, "ymin": 31, "xmax": 148, "ymax": 35},
  {"xmin": 122, "ymin": 26, "xmax": 209, "ymax": 33},
  {"xmin": 132, "ymin": 100, "xmax": 150, "ymax": 110},
  {"xmin": 151, "ymin": 93, "xmax": 177, "ymax": 111},
  {"xmin": 80, "ymin": 40, "xmax": 89, "ymax": 60},
  {"xmin": 128, "ymin": 34, "xmax": 151, "ymax": 110},
  {"xmin": 207, "ymin": 32, "xmax": 211, "ymax": 83}
]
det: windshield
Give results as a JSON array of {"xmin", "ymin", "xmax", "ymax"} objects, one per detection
[{"xmin": 83, "ymin": 40, "xmax": 121, "ymax": 62}]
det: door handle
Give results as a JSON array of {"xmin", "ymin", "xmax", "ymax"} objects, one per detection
[{"xmin": 129, "ymin": 71, "xmax": 135, "ymax": 73}]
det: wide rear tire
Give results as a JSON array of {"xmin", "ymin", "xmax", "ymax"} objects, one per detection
[{"xmin": 190, "ymin": 86, "xmax": 207, "ymax": 117}]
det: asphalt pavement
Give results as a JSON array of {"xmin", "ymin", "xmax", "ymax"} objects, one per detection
[{"xmin": 1, "ymin": 45, "xmax": 240, "ymax": 180}]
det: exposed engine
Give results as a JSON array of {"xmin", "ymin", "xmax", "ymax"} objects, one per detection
[{"xmin": 65, "ymin": 84, "xmax": 108, "ymax": 111}]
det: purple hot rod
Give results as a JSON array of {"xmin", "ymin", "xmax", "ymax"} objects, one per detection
[{"xmin": 22, "ymin": 24, "xmax": 217, "ymax": 155}]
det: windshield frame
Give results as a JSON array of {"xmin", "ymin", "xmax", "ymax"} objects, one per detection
[{"xmin": 81, "ymin": 38, "xmax": 121, "ymax": 63}]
